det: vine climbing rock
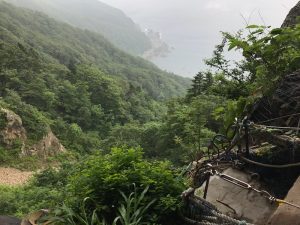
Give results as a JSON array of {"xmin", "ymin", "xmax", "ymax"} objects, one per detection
[{"xmin": 281, "ymin": 1, "xmax": 300, "ymax": 27}]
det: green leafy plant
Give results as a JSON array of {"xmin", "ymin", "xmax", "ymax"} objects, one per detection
[
  {"xmin": 195, "ymin": 24, "xmax": 300, "ymax": 128},
  {"xmin": 115, "ymin": 184, "xmax": 156, "ymax": 225},
  {"xmin": 46, "ymin": 198, "xmax": 103, "ymax": 225},
  {"xmin": 67, "ymin": 147, "xmax": 185, "ymax": 224},
  {"xmin": 224, "ymin": 24, "xmax": 300, "ymax": 94},
  {"xmin": 43, "ymin": 185, "xmax": 155, "ymax": 225}
]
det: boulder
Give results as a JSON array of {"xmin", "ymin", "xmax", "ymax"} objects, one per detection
[
  {"xmin": 0, "ymin": 108, "xmax": 65, "ymax": 158},
  {"xmin": 23, "ymin": 131, "xmax": 65, "ymax": 158},
  {"xmin": 0, "ymin": 108, "xmax": 27, "ymax": 148},
  {"xmin": 0, "ymin": 210, "xmax": 49, "ymax": 225},
  {"xmin": 0, "ymin": 216, "xmax": 21, "ymax": 225}
]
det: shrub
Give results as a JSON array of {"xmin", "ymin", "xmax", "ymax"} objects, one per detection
[
  {"xmin": 46, "ymin": 185, "xmax": 155, "ymax": 225},
  {"xmin": 67, "ymin": 147, "xmax": 185, "ymax": 224},
  {"xmin": 0, "ymin": 185, "xmax": 63, "ymax": 217},
  {"xmin": 0, "ymin": 185, "xmax": 19, "ymax": 215}
]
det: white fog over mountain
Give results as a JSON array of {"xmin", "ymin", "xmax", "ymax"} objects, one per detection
[{"xmin": 100, "ymin": 0, "xmax": 299, "ymax": 77}]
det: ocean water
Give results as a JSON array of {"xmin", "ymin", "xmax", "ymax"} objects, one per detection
[{"xmin": 100, "ymin": 0, "xmax": 298, "ymax": 77}]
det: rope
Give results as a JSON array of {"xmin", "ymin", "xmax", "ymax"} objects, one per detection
[
  {"xmin": 213, "ymin": 168, "xmax": 300, "ymax": 210},
  {"xmin": 180, "ymin": 214, "xmax": 220, "ymax": 225},
  {"xmin": 182, "ymin": 190, "xmax": 255, "ymax": 225},
  {"xmin": 257, "ymin": 112, "xmax": 300, "ymax": 124},
  {"xmin": 257, "ymin": 125, "xmax": 300, "ymax": 131},
  {"xmin": 212, "ymin": 211, "xmax": 251, "ymax": 225},
  {"xmin": 240, "ymin": 155, "xmax": 300, "ymax": 168},
  {"xmin": 276, "ymin": 199, "xmax": 300, "ymax": 210},
  {"xmin": 296, "ymin": 118, "xmax": 300, "ymax": 136}
]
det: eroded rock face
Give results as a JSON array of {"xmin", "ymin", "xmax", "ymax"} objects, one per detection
[
  {"xmin": 0, "ymin": 108, "xmax": 27, "ymax": 147},
  {"xmin": 281, "ymin": 1, "xmax": 300, "ymax": 27},
  {"xmin": 0, "ymin": 108, "xmax": 65, "ymax": 158},
  {"xmin": 24, "ymin": 131, "xmax": 66, "ymax": 158}
]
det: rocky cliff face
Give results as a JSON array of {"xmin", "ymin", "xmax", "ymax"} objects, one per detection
[
  {"xmin": 0, "ymin": 108, "xmax": 65, "ymax": 157},
  {"xmin": 250, "ymin": 1, "xmax": 300, "ymax": 126},
  {"xmin": 0, "ymin": 108, "xmax": 27, "ymax": 148},
  {"xmin": 250, "ymin": 70, "xmax": 300, "ymax": 127},
  {"xmin": 24, "ymin": 131, "xmax": 66, "ymax": 158},
  {"xmin": 281, "ymin": 1, "xmax": 300, "ymax": 27}
]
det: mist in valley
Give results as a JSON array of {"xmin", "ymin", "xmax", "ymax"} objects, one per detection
[{"xmin": 100, "ymin": 0, "xmax": 299, "ymax": 77}]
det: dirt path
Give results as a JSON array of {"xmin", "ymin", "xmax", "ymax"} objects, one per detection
[{"xmin": 0, "ymin": 167, "xmax": 33, "ymax": 186}]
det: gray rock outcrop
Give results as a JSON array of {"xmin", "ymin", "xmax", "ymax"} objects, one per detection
[
  {"xmin": 281, "ymin": 1, "xmax": 300, "ymax": 27},
  {"xmin": 0, "ymin": 108, "xmax": 65, "ymax": 158},
  {"xmin": 0, "ymin": 108, "xmax": 27, "ymax": 148},
  {"xmin": 24, "ymin": 131, "xmax": 65, "ymax": 158}
]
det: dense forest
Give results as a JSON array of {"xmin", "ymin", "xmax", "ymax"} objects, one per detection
[
  {"xmin": 8, "ymin": 0, "xmax": 152, "ymax": 55},
  {"xmin": 0, "ymin": 1, "xmax": 192, "ymax": 153},
  {"xmin": 0, "ymin": 1, "xmax": 299, "ymax": 225}
]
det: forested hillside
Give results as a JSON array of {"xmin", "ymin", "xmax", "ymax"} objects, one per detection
[
  {"xmin": 0, "ymin": 1, "xmax": 190, "ymax": 153},
  {"xmin": 8, "ymin": 0, "xmax": 152, "ymax": 55},
  {"xmin": 1, "ymin": 1, "xmax": 190, "ymax": 100},
  {"xmin": 1, "ymin": 1, "xmax": 299, "ymax": 225},
  {"xmin": 0, "ymin": 3, "xmax": 191, "ymax": 222}
]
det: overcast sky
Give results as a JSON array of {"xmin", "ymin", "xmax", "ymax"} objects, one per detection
[{"xmin": 100, "ymin": 0, "xmax": 298, "ymax": 77}]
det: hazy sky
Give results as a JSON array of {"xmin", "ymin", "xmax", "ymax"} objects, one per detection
[{"xmin": 100, "ymin": 0, "xmax": 298, "ymax": 77}]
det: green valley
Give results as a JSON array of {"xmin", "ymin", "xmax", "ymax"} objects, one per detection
[{"xmin": 0, "ymin": 1, "xmax": 299, "ymax": 225}]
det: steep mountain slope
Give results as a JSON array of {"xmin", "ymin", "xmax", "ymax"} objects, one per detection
[
  {"xmin": 0, "ymin": 1, "xmax": 190, "ymax": 100},
  {"xmin": 8, "ymin": 0, "xmax": 152, "ymax": 55},
  {"xmin": 0, "ymin": 1, "xmax": 190, "ymax": 153}
]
